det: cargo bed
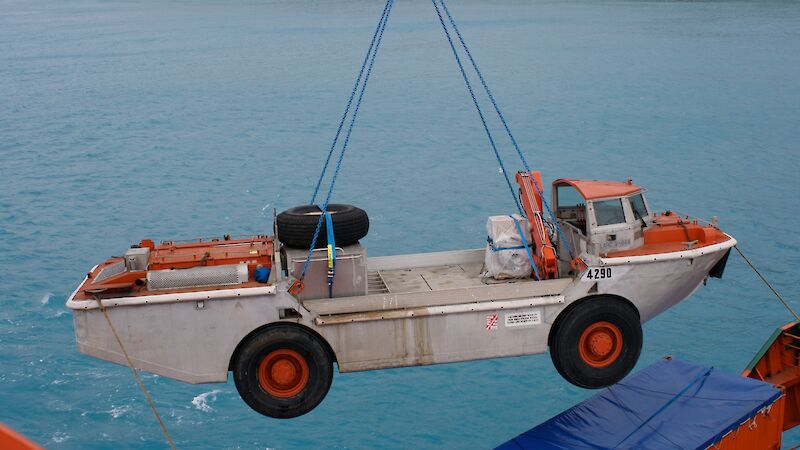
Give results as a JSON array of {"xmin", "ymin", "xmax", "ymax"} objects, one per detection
[{"xmin": 302, "ymin": 248, "xmax": 573, "ymax": 324}]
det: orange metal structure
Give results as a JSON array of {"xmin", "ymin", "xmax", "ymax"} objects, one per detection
[
  {"xmin": 712, "ymin": 398, "xmax": 784, "ymax": 450},
  {"xmin": 552, "ymin": 178, "xmax": 643, "ymax": 200},
  {"xmin": 148, "ymin": 236, "xmax": 273, "ymax": 271},
  {"xmin": 75, "ymin": 235, "xmax": 274, "ymax": 299},
  {"xmin": 705, "ymin": 321, "xmax": 800, "ymax": 449},
  {"xmin": 743, "ymin": 322, "xmax": 800, "ymax": 432},
  {"xmin": 0, "ymin": 423, "xmax": 42, "ymax": 450},
  {"xmin": 605, "ymin": 211, "xmax": 731, "ymax": 258},
  {"xmin": 515, "ymin": 171, "xmax": 558, "ymax": 279}
]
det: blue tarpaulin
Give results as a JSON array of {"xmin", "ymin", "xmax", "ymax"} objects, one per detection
[{"xmin": 497, "ymin": 358, "xmax": 781, "ymax": 450}]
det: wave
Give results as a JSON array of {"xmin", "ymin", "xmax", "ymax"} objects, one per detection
[{"xmin": 191, "ymin": 389, "xmax": 222, "ymax": 413}]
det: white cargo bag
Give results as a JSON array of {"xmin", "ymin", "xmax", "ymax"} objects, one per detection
[{"xmin": 483, "ymin": 214, "xmax": 533, "ymax": 279}]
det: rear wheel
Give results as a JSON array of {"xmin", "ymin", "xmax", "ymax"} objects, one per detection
[
  {"xmin": 550, "ymin": 297, "xmax": 642, "ymax": 388},
  {"xmin": 233, "ymin": 325, "xmax": 333, "ymax": 418}
]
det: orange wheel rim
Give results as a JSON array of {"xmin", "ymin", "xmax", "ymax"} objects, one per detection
[
  {"xmin": 257, "ymin": 349, "xmax": 309, "ymax": 398},
  {"xmin": 578, "ymin": 321, "xmax": 623, "ymax": 368}
]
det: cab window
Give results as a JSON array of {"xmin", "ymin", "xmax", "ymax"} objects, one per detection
[
  {"xmin": 556, "ymin": 185, "xmax": 583, "ymax": 209},
  {"xmin": 629, "ymin": 194, "xmax": 648, "ymax": 220},
  {"xmin": 556, "ymin": 185, "xmax": 587, "ymax": 234},
  {"xmin": 594, "ymin": 199, "xmax": 626, "ymax": 226}
]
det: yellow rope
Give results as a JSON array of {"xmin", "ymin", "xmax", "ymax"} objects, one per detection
[
  {"xmin": 94, "ymin": 296, "xmax": 177, "ymax": 450},
  {"xmin": 734, "ymin": 245, "xmax": 799, "ymax": 322}
]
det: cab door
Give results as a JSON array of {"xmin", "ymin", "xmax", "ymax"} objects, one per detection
[{"xmin": 586, "ymin": 197, "xmax": 638, "ymax": 254}]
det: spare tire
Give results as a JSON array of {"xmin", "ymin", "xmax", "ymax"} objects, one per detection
[{"xmin": 277, "ymin": 204, "xmax": 369, "ymax": 248}]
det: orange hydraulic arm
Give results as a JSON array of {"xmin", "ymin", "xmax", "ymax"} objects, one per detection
[{"xmin": 515, "ymin": 171, "xmax": 558, "ymax": 280}]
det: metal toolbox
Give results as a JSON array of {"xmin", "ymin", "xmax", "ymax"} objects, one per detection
[{"xmin": 284, "ymin": 244, "xmax": 368, "ymax": 300}]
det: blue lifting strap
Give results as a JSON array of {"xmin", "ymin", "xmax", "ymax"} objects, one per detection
[
  {"xmin": 291, "ymin": 0, "xmax": 394, "ymax": 297},
  {"xmin": 489, "ymin": 241, "xmax": 531, "ymax": 252},
  {"xmin": 511, "ymin": 215, "xmax": 541, "ymax": 281},
  {"xmin": 324, "ymin": 209, "xmax": 337, "ymax": 298},
  {"xmin": 433, "ymin": 0, "xmax": 577, "ymax": 260}
]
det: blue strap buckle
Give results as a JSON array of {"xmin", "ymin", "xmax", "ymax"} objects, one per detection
[{"xmin": 323, "ymin": 209, "xmax": 336, "ymax": 298}]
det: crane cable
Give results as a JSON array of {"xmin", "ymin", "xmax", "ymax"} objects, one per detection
[
  {"xmin": 734, "ymin": 245, "xmax": 798, "ymax": 322},
  {"xmin": 431, "ymin": 0, "xmax": 523, "ymax": 215},
  {"xmin": 296, "ymin": 0, "xmax": 581, "ymax": 296},
  {"xmin": 93, "ymin": 295, "xmax": 176, "ymax": 450},
  {"xmin": 291, "ymin": 0, "xmax": 395, "ymax": 295},
  {"xmin": 309, "ymin": 0, "xmax": 395, "ymax": 206},
  {"xmin": 432, "ymin": 0, "xmax": 577, "ymax": 260}
]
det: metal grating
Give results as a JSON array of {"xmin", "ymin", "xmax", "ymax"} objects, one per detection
[
  {"xmin": 93, "ymin": 261, "xmax": 125, "ymax": 284},
  {"xmin": 147, "ymin": 264, "xmax": 248, "ymax": 291},
  {"xmin": 367, "ymin": 271, "xmax": 389, "ymax": 294}
]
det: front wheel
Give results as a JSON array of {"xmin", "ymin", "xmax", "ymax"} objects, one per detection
[
  {"xmin": 550, "ymin": 297, "xmax": 642, "ymax": 388},
  {"xmin": 233, "ymin": 325, "xmax": 333, "ymax": 418}
]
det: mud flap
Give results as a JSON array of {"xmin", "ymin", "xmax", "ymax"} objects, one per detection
[{"xmin": 709, "ymin": 249, "xmax": 731, "ymax": 279}]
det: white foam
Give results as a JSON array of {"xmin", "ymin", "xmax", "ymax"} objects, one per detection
[
  {"xmin": 51, "ymin": 432, "xmax": 70, "ymax": 443},
  {"xmin": 40, "ymin": 292, "xmax": 52, "ymax": 305},
  {"xmin": 191, "ymin": 389, "xmax": 222, "ymax": 412},
  {"xmin": 109, "ymin": 405, "xmax": 132, "ymax": 418}
]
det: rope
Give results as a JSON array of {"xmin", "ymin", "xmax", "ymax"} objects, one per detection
[
  {"xmin": 734, "ymin": 245, "xmax": 799, "ymax": 321},
  {"xmin": 93, "ymin": 296, "xmax": 176, "ymax": 450},
  {"xmin": 301, "ymin": 0, "xmax": 580, "ymax": 293},
  {"xmin": 435, "ymin": 0, "xmax": 576, "ymax": 259},
  {"xmin": 431, "ymin": 0, "xmax": 523, "ymax": 215},
  {"xmin": 309, "ymin": 0, "xmax": 394, "ymax": 205},
  {"xmin": 297, "ymin": 0, "xmax": 395, "ymax": 284}
]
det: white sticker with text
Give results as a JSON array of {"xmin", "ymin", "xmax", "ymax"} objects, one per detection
[{"xmin": 505, "ymin": 309, "xmax": 542, "ymax": 328}]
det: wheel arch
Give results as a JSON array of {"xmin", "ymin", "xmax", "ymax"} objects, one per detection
[
  {"xmin": 228, "ymin": 321, "xmax": 337, "ymax": 371},
  {"xmin": 548, "ymin": 294, "xmax": 640, "ymax": 347}
]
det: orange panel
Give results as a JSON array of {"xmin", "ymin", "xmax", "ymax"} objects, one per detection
[
  {"xmin": 744, "ymin": 323, "xmax": 800, "ymax": 432},
  {"xmin": 606, "ymin": 212, "xmax": 731, "ymax": 257},
  {"xmin": 72, "ymin": 235, "xmax": 275, "ymax": 300},
  {"xmin": 552, "ymin": 178, "xmax": 642, "ymax": 200},
  {"xmin": 714, "ymin": 396, "xmax": 784, "ymax": 450},
  {"xmin": 516, "ymin": 171, "xmax": 558, "ymax": 279},
  {"xmin": 0, "ymin": 423, "xmax": 42, "ymax": 450},
  {"xmin": 148, "ymin": 236, "xmax": 273, "ymax": 271}
]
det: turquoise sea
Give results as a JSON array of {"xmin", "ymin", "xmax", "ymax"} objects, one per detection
[{"xmin": 1, "ymin": 0, "xmax": 799, "ymax": 448}]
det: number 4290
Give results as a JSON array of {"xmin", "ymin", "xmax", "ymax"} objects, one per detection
[{"xmin": 583, "ymin": 267, "xmax": 612, "ymax": 280}]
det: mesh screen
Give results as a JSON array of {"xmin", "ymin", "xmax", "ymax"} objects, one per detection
[
  {"xmin": 147, "ymin": 264, "xmax": 246, "ymax": 290},
  {"xmin": 93, "ymin": 261, "xmax": 125, "ymax": 283}
]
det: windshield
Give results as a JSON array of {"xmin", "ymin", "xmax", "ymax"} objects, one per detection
[
  {"xmin": 556, "ymin": 185, "xmax": 584, "ymax": 209},
  {"xmin": 630, "ymin": 194, "xmax": 648, "ymax": 220}
]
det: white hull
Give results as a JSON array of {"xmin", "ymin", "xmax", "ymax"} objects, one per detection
[
  {"xmin": 596, "ymin": 237, "xmax": 736, "ymax": 322},
  {"xmin": 67, "ymin": 237, "xmax": 735, "ymax": 384}
]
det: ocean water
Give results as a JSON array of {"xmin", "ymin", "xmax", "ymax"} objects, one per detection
[{"xmin": 1, "ymin": 0, "xmax": 799, "ymax": 448}]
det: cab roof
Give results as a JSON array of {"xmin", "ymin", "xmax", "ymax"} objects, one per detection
[{"xmin": 553, "ymin": 178, "xmax": 642, "ymax": 200}]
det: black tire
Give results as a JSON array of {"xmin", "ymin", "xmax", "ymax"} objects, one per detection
[
  {"xmin": 277, "ymin": 204, "xmax": 369, "ymax": 249},
  {"xmin": 233, "ymin": 325, "xmax": 333, "ymax": 418},
  {"xmin": 550, "ymin": 297, "xmax": 642, "ymax": 389}
]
